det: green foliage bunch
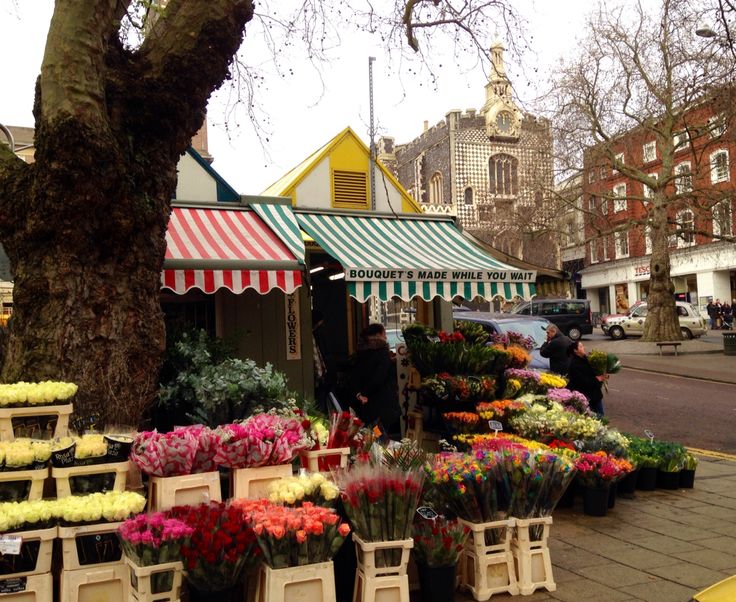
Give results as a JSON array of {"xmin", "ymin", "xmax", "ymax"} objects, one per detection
[{"xmin": 157, "ymin": 330, "xmax": 291, "ymax": 427}]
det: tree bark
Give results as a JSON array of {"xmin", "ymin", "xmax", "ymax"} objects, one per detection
[{"xmin": 0, "ymin": 0, "xmax": 254, "ymax": 428}]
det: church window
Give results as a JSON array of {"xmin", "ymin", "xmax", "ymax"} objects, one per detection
[
  {"xmin": 489, "ymin": 154, "xmax": 518, "ymax": 196},
  {"xmin": 464, "ymin": 187, "xmax": 473, "ymax": 205},
  {"xmin": 429, "ymin": 172, "xmax": 443, "ymax": 204}
]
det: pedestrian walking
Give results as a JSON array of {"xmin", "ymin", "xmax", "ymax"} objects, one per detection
[
  {"xmin": 539, "ymin": 324, "xmax": 572, "ymax": 375},
  {"xmin": 352, "ymin": 323, "xmax": 401, "ymax": 438},
  {"xmin": 707, "ymin": 300, "xmax": 718, "ymax": 330},
  {"xmin": 566, "ymin": 340, "xmax": 606, "ymax": 416},
  {"xmin": 723, "ymin": 303, "xmax": 733, "ymax": 330}
]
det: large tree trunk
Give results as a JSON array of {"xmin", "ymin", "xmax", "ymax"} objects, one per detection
[
  {"xmin": 642, "ymin": 203, "xmax": 681, "ymax": 341},
  {"xmin": 0, "ymin": 0, "xmax": 254, "ymax": 428}
]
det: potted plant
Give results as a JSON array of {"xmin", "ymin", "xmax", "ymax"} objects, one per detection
[
  {"xmin": 412, "ymin": 517, "xmax": 468, "ymax": 602},
  {"xmin": 680, "ymin": 452, "xmax": 698, "ymax": 488},
  {"xmin": 655, "ymin": 441, "xmax": 687, "ymax": 489},
  {"xmin": 573, "ymin": 452, "xmax": 632, "ymax": 516},
  {"xmin": 627, "ymin": 437, "xmax": 660, "ymax": 491}
]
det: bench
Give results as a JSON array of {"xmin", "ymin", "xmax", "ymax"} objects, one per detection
[{"xmin": 656, "ymin": 342, "xmax": 682, "ymax": 356}]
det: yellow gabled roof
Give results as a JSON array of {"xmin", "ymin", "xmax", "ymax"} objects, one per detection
[{"xmin": 261, "ymin": 126, "xmax": 422, "ymax": 213}]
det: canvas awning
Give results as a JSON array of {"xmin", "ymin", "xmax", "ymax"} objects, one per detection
[
  {"xmin": 296, "ymin": 211, "xmax": 536, "ymax": 302},
  {"xmin": 162, "ymin": 205, "xmax": 303, "ymax": 295}
]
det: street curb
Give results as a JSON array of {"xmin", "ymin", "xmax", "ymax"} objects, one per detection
[{"xmin": 621, "ymin": 365, "xmax": 736, "ymax": 386}]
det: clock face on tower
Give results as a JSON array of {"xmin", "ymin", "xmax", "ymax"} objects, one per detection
[{"xmin": 496, "ymin": 111, "xmax": 512, "ymax": 134}]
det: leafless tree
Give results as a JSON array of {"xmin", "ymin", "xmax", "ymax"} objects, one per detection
[
  {"xmin": 545, "ymin": 0, "xmax": 735, "ymax": 341},
  {"xmin": 0, "ymin": 0, "xmax": 523, "ymax": 426}
]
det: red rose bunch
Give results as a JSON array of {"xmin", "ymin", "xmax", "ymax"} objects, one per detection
[
  {"xmin": 437, "ymin": 330, "xmax": 465, "ymax": 343},
  {"xmin": 327, "ymin": 410, "xmax": 363, "ymax": 449},
  {"xmin": 412, "ymin": 517, "xmax": 469, "ymax": 568},
  {"xmin": 166, "ymin": 502, "xmax": 259, "ymax": 593},
  {"xmin": 234, "ymin": 500, "xmax": 350, "ymax": 568}
]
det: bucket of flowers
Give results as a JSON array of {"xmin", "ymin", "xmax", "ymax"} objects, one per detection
[
  {"xmin": 0, "ymin": 439, "xmax": 51, "ymax": 502},
  {"xmin": 0, "ymin": 499, "xmax": 56, "ymax": 578},
  {"xmin": 267, "ymin": 471, "xmax": 340, "ymax": 507},
  {"xmin": 167, "ymin": 501, "xmax": 260, "ymax": 601},
  {"xmin": 334, "ymin": 464, "xmax": 423, "ymax": 570},
  {"xmin": 412, "ymin": 516, "xmax": 469, "ymax": 602},
  {"xmin": 573, "ymin": 451, "xmax": 632, "ymax": 516},
  {"xmin": 118, "ymin": 512, "xmax": 193, "ymax": 598},
  {"xmin": 300, "ymin": 411, "xmax": 362, "ymax": 472}
]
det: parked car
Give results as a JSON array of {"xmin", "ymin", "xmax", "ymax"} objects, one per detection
[
  {"xmin": 601, "ymin": 301, "xmax": 707, "ymax": 340},
  {"xmin": 510, "ymin": 298, "xmax": 593, "ymax": 341},
  {"xmin": 453, "ymin": 312, "xmax": 551, "ymax": 370}
]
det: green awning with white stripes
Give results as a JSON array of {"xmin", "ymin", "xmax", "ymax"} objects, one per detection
[
  {"xmin": 250, "ymin": 200, "xmax": 305, "ymax": 263},
  {"xmin": 296, "ymin": 212, "xmax": 536, "ymax": 302}
]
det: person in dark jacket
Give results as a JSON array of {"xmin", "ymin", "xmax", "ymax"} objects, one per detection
[
  {"xmin": 539, "ymin": 324, "xmax": 572, "ymax": 375},
  {"xmin": 566, "ymin": 340, "xmax": 606, "ymax": 416},
  {"xmin": 352, "ymin": 324, "xmax": 401, "ymax": 436}
]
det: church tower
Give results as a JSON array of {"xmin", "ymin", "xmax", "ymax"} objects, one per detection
[{"xmin": 481, "ymin": 42, "xmax": 522, "ymax": 140}]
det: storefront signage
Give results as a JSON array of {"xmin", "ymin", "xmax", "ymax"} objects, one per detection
[
  {"xmin": 344, "ymin": 268, "xmax": 536, "ymax": 283},
  {"xmin": 284, "ymin": 293, "xmax": 301, "ymax": 361},
  {"xmin": 634, "ymin": 265, "xmax": 650, "ymax": 277}
]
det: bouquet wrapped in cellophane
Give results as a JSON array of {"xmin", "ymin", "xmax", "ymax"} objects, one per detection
[
  {"xmin": 327, "ymin": 410, "xmax": 363, "ymax": 449},
  {"xmin": 267, "ymin": 472, "xmax": 340, "ymax": 506},
  {"xmin": 214, "ymin": 413, "xmax": 310, "ymax": 468},
  {"xmin": 130, "ymin": 429, "xmax": 199, "ymax": 477},
  {"xmin": 334, "ymin": 464, "xmax": 423, "ymax": 566},
  {"xmin": 235, "ymin": 499, "xmax": 350, "ymax": 568}
]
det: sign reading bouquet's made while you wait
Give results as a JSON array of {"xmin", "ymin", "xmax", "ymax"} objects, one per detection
[{"xmin": 345, "ymin": 268, "xmax": 537, "ymax": 283}]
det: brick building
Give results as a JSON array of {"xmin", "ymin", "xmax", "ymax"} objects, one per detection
[
  {"xmin": 379, "ymin": 42, "xmax": 560, "ymax": 272},
  {"xmin": 580, "ymin": 93, "xmax": 736, "ymax": 316}
]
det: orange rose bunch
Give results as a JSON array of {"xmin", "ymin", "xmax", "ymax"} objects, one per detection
[{"xmin": 442, "ymin": 411, "xmax": 480, "ymax": 433}]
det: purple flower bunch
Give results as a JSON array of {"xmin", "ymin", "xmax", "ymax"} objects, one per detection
[
  {"xmin": 547, "ymin": 388, "xmax": 591, "ymax": 415},
  {"xmin": 505, "ymin": 368, "xmax": 541, "ymax": 383},
  {"xmin": 490, "ymin": 331, "xmax": 535, "ymax": 351}
]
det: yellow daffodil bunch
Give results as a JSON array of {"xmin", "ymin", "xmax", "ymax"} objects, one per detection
[
  {"xmin": 53, "ymin": 491, "xmax": 146, "ymax": 524},
  {"xmin": 74, "ymin": 434, "xmax": 107, "ymax": 460},
  {"xmin": 267, "ymin": 472, "xmax": 340, "ymax": 506},
  {"xmin": 0, "ymin": 381, "xmax": 78, "ymax": 407}
]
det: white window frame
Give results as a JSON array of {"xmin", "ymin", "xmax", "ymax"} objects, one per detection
[
  {"xmin": 599, "ymin": 166, "xmax": 607, "ymax": 180},
  {"xmin": 588, "ymin": 170, "xmax": 595, "ymax": 184},
  {"xmin": 601, "ymin": 197, "xmax": 608, "ymax": 216},
  {"xmin": 713, "ymin": 200, "xmax": 733, "ymax": 238},
  {"xmin": 613, "ymin": 183, "xmax": 627, "ymax": 212},
  {"xmin": 675, "ymin": 162, "xmax": 692, "ymax": 194},
  {"xmin": 709, "ymin": 113, "xmax": 727, "ymax": 139},
  {"xmin": 710, "ymin": 149, "xmax": 730, "ymax": 184},
  {"xmin": 588, "ymin": 195, "xmax": 597, "ymax": 211},
  {"xmin": 615, "ymin": 231, "xmax": 629, "ymax": 258},
  {"xmin": 613, "ymin": 152, "xmax": 624, "ymax": 174},
  {"xmin": 642, "ymin": 141, "xmax": 656, "ymax": 163},
  {"xmin": 673, "ymin": 131, "xmax": 688, "ymax": 151},
  {"xmin": 677, "ymin": 209, "xmax": 695, "ymax": 248},
  {"xmin": 643, "ymin": 173, "xmax": 658, "ymax": 200},
  {"xmin": 644, "ymin": 226, "xmax": 653, "ymax": 254},
  {"xmin": 590, "ymin": 241, "xmax": 599, "ymax": 263}
]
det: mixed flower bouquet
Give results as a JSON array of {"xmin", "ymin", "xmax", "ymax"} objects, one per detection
[
  {"xmin": 508, "ymin": 402, "xmax": 605, "ymax": 442},
  {"xmin": 412, "ymin": 517, "xmax": 469, "ymax": 568},
  {"xmin": 168, "ymin": 502, "xmax": 259, "ymax": 593},
  {"xmin": 503, "ymin": 369, "xmax": 567, "ymax": 397},
  {"xmin": 214, "ymin": 413, "xmax": 310, "ymax": 468},
  {"xmin": 574, "ymin": 451, "xmax": 633, "ymax": 488},
  {"xmin": 335, "ymin": 465, "xmax": 423, "ymax": 566},
  {"xmin": 0, "ymin": 381, "xmax": 78, "ymax": 408},
  {"xmin": 490, "ymin": 331, "xmax": 535, "ymax": 351},
  {"xmin": 475, "ymin": 400, "xmax": 526, "ymax": 424},
  {"xmin": 421, "ymin": 373, "xmax": 496, "ymax": 403},
  {"xmin": 588, "ymin": 351, "xmax": 622, "ymax": 377},
  {"xmin": 237, "ymin": 500, "xmax": 350, "ymax": 568},
  {"xmin": 118, "ymin": 513, "xmax": 193, "ymax": 593},
  {"xmin": 492, "ymin": 344, "xmax": 531, "ymax": 369},
  {"xmin": 267, "ymin": 472, "xmax": 340, "ymax": 506}
]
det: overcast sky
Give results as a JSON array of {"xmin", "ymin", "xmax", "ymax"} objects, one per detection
[{"xmin": 1, "ymin": 1, "xmax": 600, "ymax": 194}]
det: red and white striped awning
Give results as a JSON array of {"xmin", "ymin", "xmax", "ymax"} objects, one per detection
[{"xmin": 162, "ymin": 206, "xmax": 303, "ymax": 295}]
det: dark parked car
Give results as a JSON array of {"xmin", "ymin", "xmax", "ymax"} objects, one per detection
[
  {"xmin": 453, "ymin": 312, "xmax": 552, "ymax": 371},
  {"xmin": 510, "ymin": 298, "xmax": 593, "ymax": 341}
]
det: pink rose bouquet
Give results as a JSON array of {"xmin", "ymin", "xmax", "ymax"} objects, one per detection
[{"xmin": 130, "ymin": 429, "xmax": 199, "ymax": 476}]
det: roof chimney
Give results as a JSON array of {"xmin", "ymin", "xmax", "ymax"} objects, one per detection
[{"xmin": 423, "ymin": 120, "xmax": 429, "ymax": 132}]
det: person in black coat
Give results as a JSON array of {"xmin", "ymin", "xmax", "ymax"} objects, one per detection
[
  {"xmin": 352, "ymin": 324, "xmax": 401, "ymax": 436},
  {"xmin": 539, "ymin": 324, "xmax": 572, "ymax": 375},
  {"xmin": 566, "ymin": 340, "xmax": 606, "ymax": 416}
]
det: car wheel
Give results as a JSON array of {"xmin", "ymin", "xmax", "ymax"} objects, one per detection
[
  {"xmin": 568, "ymin": 327, "xmax": 582, "ymax": 341},
  {"xmin": 609, "ymin": 326, "xmax": 625, "ymax": 340},
  {"xmin": 681, "ymin": 327, "xmax": 693, "ymax": 340}
]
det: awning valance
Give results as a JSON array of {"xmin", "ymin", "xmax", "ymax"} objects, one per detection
[
  {"xmin": 296, "ymin": 211, "xmax": 536, "ymax": 302},
  {"xmin": 162, "ymin": 206, "xmax": 303, "ymax": 295}
]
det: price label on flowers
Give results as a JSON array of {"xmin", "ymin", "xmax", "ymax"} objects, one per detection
[
  {"xmin": 0, "ymin": 536, "xmax": 22, "ymax": 555},
  {"xmin": 644, "ymin": 429, "xmax": 655, "ymax": 443},
  {"xmin": 488, "ymin": 420, "xmax": 503, "ymax": 436},
  {"xmin": 416, "ymin": 507, "xmax": 438, "ymax": 521}
]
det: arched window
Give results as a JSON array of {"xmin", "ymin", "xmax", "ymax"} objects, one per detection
[
  {"xmin": 464, "ymin": 187, "xmax": 474, "ymax": 205},
  {"xmin": 488, "ymin": 154, "xmax": 518, "ymax": 195},
  {"xmin": 429, "ymin": 172, "xmax": 443, "ymax": 204}
]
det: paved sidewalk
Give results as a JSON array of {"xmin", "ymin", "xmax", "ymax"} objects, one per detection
[{"xmin": 452, "ymin": 455, "xmax": 736, "ymax": 601}]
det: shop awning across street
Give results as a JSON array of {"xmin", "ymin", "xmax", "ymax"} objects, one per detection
[
  {"xmin": 296, "ymin": 210, "xmax": 536, "ymax": 302},
  {"xmin": 162, "ymin": 202, "xmax": 304, "ymax": 295}
]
